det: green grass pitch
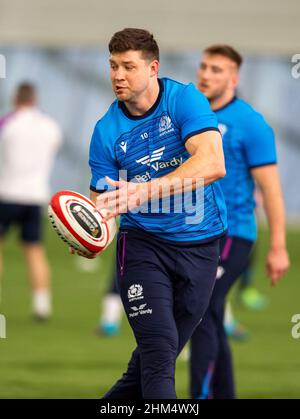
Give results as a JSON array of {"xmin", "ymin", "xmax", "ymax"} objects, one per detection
[{"xmin": 0, "ymin": 222, "xmax": 299, "ymax": 398}]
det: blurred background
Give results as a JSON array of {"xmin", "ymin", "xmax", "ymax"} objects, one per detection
[{"xmin": 0, "ymin": 0, "xmax": 299, "ymax": 399}]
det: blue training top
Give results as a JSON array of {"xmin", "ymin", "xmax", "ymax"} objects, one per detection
[
  {"xmin": 216, "ymin": 97, "xmax": 277, "ymax": 242},
  {"xmin": 89, "ymin": 77, "xmax": 227, "ymax": 243}
]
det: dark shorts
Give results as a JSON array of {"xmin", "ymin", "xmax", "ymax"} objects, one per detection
[
  {"xmin": 0, "ymin": 202, "xmax": 42, "ymax": 243},
  {"xmin": 105, "ymin": 228, "xmax": 222, "ymax": 399},
  {"xmin": 116, "ymin": 229, "xmax": 222, "ymax": 324}
]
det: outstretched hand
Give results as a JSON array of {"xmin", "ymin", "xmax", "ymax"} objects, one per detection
[{"xmin": 96, "ymin": 176, "xmax": 150, "ymax": 221}]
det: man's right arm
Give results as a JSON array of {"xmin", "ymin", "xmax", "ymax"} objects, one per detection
[
  {"xmin": 251, "ymin": 165, "xmax": 290, "ymax": 286},
  {"xmin": 243, "ymin": 113, "xmax": 289, "ymax": 285}
]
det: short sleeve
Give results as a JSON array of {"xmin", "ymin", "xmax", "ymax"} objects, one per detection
[
  {"xmin": 243, "ymin": 113, "xmax": 277, "ymax": 168},
  {"xmin": 175, "ymin": 83, "xmax": 219, "ymax": 143},
  {"xmin": 89, "ymin": 123, "xmax": 119, "ymax": 192}
]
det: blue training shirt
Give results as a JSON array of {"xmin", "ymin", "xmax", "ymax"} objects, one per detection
[
  {"xmin": 89, "ymin": 77, "xmax": 227, "ymax": 243},
  {"xmin": 216, "ymin": 97, "xmax": 277, "ymax": 242}
]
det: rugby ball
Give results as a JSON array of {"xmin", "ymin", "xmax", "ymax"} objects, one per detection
[{"xmin": 48, "ymin": 190, "xmax": 116, "ymax": 256}]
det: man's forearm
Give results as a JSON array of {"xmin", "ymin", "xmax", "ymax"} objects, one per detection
[
  {"xmin": 162, "ymin": 153, "xmax": 225, "ymax": 186},
  {"xmin": 145, "ymin": 153, "xmax": 225, "ymax": 201},
  {"xmin": 148, "ymin": 133, "xmax": 226, "ymax": 200},
  {"xmin": 260, "ymin": 182, "xmax": 286, "ymax": 250},
  {"xmin": 254, "ymin": 166, "xmax": 290, "ymax": 284}
]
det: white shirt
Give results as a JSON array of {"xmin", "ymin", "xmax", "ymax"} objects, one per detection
[{"xmin": 0, "ymin": 108, "xmax": 62, "ymax": 204}]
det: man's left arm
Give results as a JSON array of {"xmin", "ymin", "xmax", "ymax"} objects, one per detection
[{"xmin": 251, "ymin": 164, "xmax": 290, "ymax": 286}]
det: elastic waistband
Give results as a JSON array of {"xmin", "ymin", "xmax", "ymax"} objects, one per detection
[{"xmin": 119, "ymin": 228, "xmax": 225, "ymax": 248}]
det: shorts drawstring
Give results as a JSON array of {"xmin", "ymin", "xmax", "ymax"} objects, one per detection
[
  {"xmin": 118, "ymin": 231, "xmax": 127, "ymax": 277},
  {"xmin": 220, "ymin": 237, "xmax": 233, "ymax": 262}
]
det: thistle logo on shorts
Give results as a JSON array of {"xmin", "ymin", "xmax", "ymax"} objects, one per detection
[
  {"xmin": 128, "ymin": 284, "xmax": 144, "ymax": 302},
  {"xmin": 159, "ymin": 115, "xmax": 174, "ymax": 136}
]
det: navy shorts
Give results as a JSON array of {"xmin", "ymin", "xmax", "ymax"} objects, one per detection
[
  {"xmin": 104, "ymin": 228, "xmax": 222, "ymax": 399},
  {"xmin": 0, "ymin": 202, "xmax": 42, "ymax": 243}
]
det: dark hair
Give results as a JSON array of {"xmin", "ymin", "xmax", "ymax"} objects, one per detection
[
  {"xmin": 109, "ymin": 28, "xmax": 159, "ymax": 61},
  {"xmin": 204, "ymin": 44, "xmax": 243, "ymax": 68},
  {"xmin": 15, "ymin": 82, "xmax": 36, "ymax": 104}
]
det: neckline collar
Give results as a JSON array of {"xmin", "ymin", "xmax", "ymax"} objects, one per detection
[
  {"xmin": 118, "ymin": 79, "xmax": 163, "ymax": 120},
  {"xmin": 214, "ymin": 96, "xmax": 237, "ymax": 112}
]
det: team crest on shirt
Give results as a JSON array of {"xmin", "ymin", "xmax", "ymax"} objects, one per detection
[
  {"xmin": 218, "ymin": 123, "xmax": 228, "ymax": 136},
  {"xmin": 159, "ymin": 115, "xmax": 174, "ymax": 136}
]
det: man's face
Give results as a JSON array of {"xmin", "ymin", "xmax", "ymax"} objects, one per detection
[
  {"xmin": 197, "ymin": 53, "xmax": 239, "ymax": 101},
  {"xmin": 109, "ymin": 50, "xmax": 158, "ymax": 102}
]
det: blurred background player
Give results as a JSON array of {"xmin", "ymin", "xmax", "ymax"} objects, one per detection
[
  {"xmin": 0, "ymin": 82, "xmax": 62, "ymax": 319},
  {"xmin": 190, "ymin": 45, "xmax": 290, "ymax": 399},
  {"xmin": 224, "ymin": 191, "xmax": 268, "ymax": 341},
  {"xmin": 99, "ymin": 270, "xmax": 123, "ymax": 336}
]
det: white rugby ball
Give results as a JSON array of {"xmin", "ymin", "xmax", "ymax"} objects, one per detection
[{"xmin": 48, "ymin": 190, "xmax": 116, "ymax": 256}]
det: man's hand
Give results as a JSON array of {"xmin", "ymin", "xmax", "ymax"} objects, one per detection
[
  {"xmin": 251, "ymin": 165, "xmax": 290, "ymax": 287},
  {"xmin": 69, "ymin": 246, "xmax": 97, "ymax": 259},
  {"xmin": 96, "ymin": 176, "xmax": 150, "ymax": 221},
  {"xmin": 266, "ymin": 247, "xmax": 290, "ymax": 286}
]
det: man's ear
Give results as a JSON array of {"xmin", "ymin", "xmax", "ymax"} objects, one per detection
[
  {"xmin": 231, "ymin": 68, "xmax": 240, "ymax": 89},
  {"xmin": 150, "ymin": 60, "xmax": 159, "ymax": 77}
]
